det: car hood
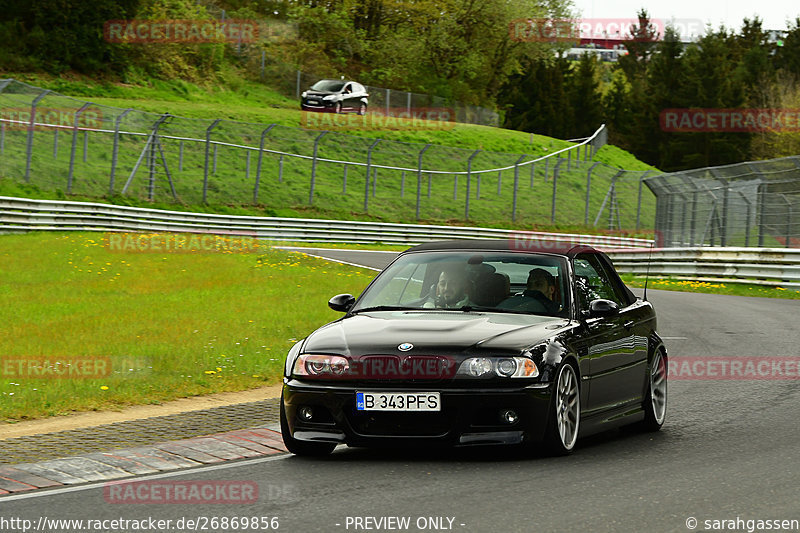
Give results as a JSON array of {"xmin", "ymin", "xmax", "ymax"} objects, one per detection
[
  {"xmin": 302, "ymin": 311, "xmax": 571, "ymax": 357},
  {"xmin": 305, "ymin": 89, "xmax": 337, "ymax": 96}
]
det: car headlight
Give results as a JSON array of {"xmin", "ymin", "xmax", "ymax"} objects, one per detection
[
  {"xmin": 456, "ymin": 357, "xmax": 539, "ymax": 378},
  {"xmin": 301, "ymin": 91, "xmax": 307, "ymax": 98},
  {"xmin": 293, "ymin": 354, "xmax": 350, "ymax": 377},
  {"xmin": 323, "ymin": 94, "xmax": 337, "ymax": 101}
]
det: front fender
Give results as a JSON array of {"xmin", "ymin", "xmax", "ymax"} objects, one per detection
[{"xmin": 283, "ymin": 340, "xmax": 305, "ymax": 378}]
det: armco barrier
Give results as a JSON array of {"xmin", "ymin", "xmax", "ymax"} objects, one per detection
[
  {"xmin": 606, "ymin": 247, "xmax": 800, "ymax": 288},
  {"xmin": 3, "ymin": 196, "xmax": 797, "ymax": 288},
  {"xmin": 0, "ymin": 196, "xmax": 650, "ymax": 248}
]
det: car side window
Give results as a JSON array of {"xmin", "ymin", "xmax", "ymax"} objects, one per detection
[
  {"xmin": 573, "ymin": 254, "xmax": 622, "ymax": 310},
  {"xmin": 344, "ymin": 84, "xmax": 352, "ymax": 94}
]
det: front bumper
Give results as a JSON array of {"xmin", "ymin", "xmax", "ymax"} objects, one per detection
[
  {"xmin": 282, "ymin": 379, "xmax": 553, "ymax": 448},
  {"xmin": 301, "ymin": 100, "xmax": 337, "ymax": 111}
]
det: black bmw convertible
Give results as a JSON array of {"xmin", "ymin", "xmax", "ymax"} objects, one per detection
[{"xmin": 281, "ymin": 240, "xmax": 668, "ymax": 456}]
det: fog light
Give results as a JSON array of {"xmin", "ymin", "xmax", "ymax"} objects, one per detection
[
  {"xmin": 298, "ymin": 406, "xmax": 314, "ymax": 421},
  {"xmin": 500, "ymin": 409, "xmax": 518, "ymax": 424}
]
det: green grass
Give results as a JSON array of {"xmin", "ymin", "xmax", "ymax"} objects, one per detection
[
  {"xmin": 0, "ymin": 74, "xmax": 658, "ymax": 233},
  {"xmin": 620, "ymin": 274, "xmax": 800, "ymax": 299},
  {"xmin": 0, "ymin": 231, "xmax": 376, "ymax": 422}
]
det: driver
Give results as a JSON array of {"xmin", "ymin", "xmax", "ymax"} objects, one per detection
[{"xmin": 424, "ymin": 266, "xmax": 470, "ymax": 308}]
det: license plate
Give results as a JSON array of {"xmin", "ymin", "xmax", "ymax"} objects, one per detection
[
  {"xmin": 356, "ymin": 391, "xmax": 440, "ymax": 412},
  {"xmin": 308, "ymin": 100, "xmax": 319, "ymax": 104}
]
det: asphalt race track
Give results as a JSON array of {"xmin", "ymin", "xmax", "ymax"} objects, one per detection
[{"xmin": 3, "ymin": 248, "xmax": 799, "ymax": 533}]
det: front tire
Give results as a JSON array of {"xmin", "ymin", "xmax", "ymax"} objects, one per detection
[
  {"xmin": 280, "ymin": 393, "xmax": 336, "ymax": 457},
  {"xmin": 640, "ymin": 350, "xmax": 667, "ymax": 431},
  {"xmin": 333, "ymin": 102, "xmax": 342, "ymax": 114},
  {"xmin": 543, "ymin": 362, "xmax": 580, "ymax": 455},
  {"xmin": 358, "ymin": 103, "xmax": 367, "ymax": 115}
]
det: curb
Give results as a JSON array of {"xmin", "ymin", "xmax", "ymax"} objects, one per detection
[{"xmin": 0, "ymin": 426, "xmax": 287, "ymax": 495}]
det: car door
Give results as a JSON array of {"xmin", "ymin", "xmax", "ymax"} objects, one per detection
[
  {"xmin": 342, "ymin": 83, "xmax": 355, "ymax": 111},
  {"xmin": 573, "ymin": 253, "xmax": 646, "ymax": 416}
]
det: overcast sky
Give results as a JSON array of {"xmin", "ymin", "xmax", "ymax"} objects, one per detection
[{"xmin": 572, "ymin": 0, "xmax": 799, "ymax": 37}]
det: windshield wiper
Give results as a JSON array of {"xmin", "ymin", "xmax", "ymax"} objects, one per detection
[
  {"xmin": 350, "ymin": 305, "xmax": 420, "ymax": 313},
  {"xmin": 456, "ymin": 305, "xmax": 549, "ymax": 315}
]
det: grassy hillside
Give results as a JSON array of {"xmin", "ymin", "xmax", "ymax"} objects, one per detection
[{"xmin": 0, "ymin": 73, "xmax": 659, "ymax": 233}]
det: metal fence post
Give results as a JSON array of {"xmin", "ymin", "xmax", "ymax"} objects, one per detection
[
  {"xmin": 343, "ymin": 164, "xmax": 348, "ymax": 193},
  {"xmin": 543, "ymin": 158, "xmax": 549, "ymax": 183},
  {"xmin": 551, "ymin": 159, "xmax": 564, "ymax": 223},
  {"xmin": 738, "ymin": 191, "xmax": 752, "ymax": 247},
  {"xmin": 400, "ymin": 171, "xmax": 405, "ymax": 198},
  {"xmin": 67, "ymin": 102, "xmax": 91, "ymax": 194},
  {"xmin": 585, "ymin": 162, "xmax": 600, "ymax": 225},
  {"xmin": 781, "ymin": 194, "xmax": 792, "ymax": 248},
  {"xmin": 253, "ymin": 123, "xmax": 276, "ymax": 203},
  {"xmin": 53, "ymin": 129, "xmax": 58, "ymax": 159},
  {"xmin": 25, "ymin": 89, "xmax": 50, "ymax": 182},
  {"xmin": 203, "ymin": 119, "xmax": 222, "ymax": 203},
  {"xmin": 415, "ymin": 144, "xmax": 432, "ymax": 220},
  {"xmin": 530, "ymin": 161, "xmax": 535, "ymax": 187},
  {"xmin": 179, "ymin": 141, "xmax": 184, "ymax": 171},
  {"xmin": 464, "ymin": 150, "xmax": 481, "ymax": 220},
  {"xmin": 757, "ymin": 184, "xmax": 766, "ymax": 247},
  {"xmin": 147, "ymin": 113, "xmax": 171, "ymax": 201},
  {"xmin": 308, "ymin": 130, "xmax": 328, "ymax": 205},
  {"xmin": 567, "ymin": 149, "xmax": 572, "ymax": 171},
  {"xmin": 109, "ymin": 108, "xmax": 132, "ymax": 194},
  {"xmin": 364, "ymin": 139, "xmax": 381, "ymax": 211},
  {"xmin": 386, "ymin": 88, "xmax": 391, "ymax": 115},
  {"xmin": 407, "ymin": 92, "xmax": 411, "ymax": 115},
  {"xmin": 296, "ymin": 71, "xmax": 301, "ymax": 99},
  {"xmin": 453, "ymin": 174, "xmax": 458, "ymax": 200},
  {"xmin": 512, "ymin": 155, "xmax": 526, "ymax": 222},
  {"xmin": 719, "ymin": 176, "xmax": 729, "ymax": 246},
  {"xmin": 635, "ymin": 170, "xmax": 651, "ymax": 230}
]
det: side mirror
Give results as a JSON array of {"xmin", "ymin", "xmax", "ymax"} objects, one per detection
[
  {"xmin": 587, "ymin": 299, "xmax": 619, "ymax": 318},
  {"xmin": 328, "ymin": 293, "xmax": 356, "ymax": 312}
]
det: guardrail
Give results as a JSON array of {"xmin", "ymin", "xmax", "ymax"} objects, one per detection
[
  {"xmin": 0, "ymin": 196, "xmax": 649, "ymax": 248},
  {"xmin": 4, "ymin": 196, "xmax": 797, "ymax": 288},
  {"xmin": 606, "ymin": 247, "xmax": 800, "ymax": 288}
]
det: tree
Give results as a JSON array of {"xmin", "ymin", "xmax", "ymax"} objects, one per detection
[
  {"xmin": 617, "ymin": 9, "xmax": 659, "ymax": 80},
  {"xmin": 568, "ymin": 53, "xmax": 602, "ymax": 137}
]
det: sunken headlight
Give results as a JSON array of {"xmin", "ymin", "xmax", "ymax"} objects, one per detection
[
  {"xmin": 456, "ymin": 357, "xmax": 539, "ymax": 378},
  {"xmin": 293, "ymin": 354, "xmax": 350, "ymax": 377}
]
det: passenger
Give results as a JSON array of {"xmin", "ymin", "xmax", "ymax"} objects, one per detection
[{"xmin": 497, "ymin": 267, "xmax": 559, "ymax": 315}]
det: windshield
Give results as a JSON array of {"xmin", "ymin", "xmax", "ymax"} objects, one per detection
[
  {"xmin": 352, "ymin": 251, "xmax": 569, "ymax": 317},
  {"xmin": 310, "ymin": 80, "xmax": 346, "ymax": 92}
]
